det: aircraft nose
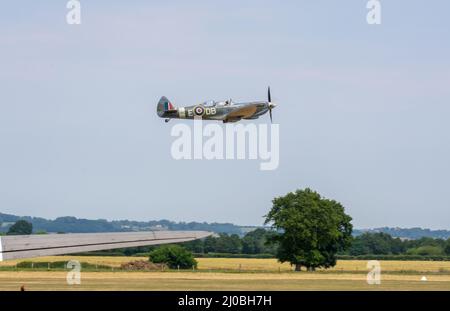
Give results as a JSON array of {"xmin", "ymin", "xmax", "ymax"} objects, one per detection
[{"xmin": 269, "ymin": 102, "xmax": 277, "ymax": 109}]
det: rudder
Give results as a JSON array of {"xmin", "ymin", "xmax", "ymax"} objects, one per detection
[{"xmin": 157, "ymin": 96, "xmax": 176, "ymax": 117}]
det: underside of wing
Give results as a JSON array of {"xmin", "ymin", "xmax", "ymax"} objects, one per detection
[
  {"xmin": 225, "ymin": 104, "xmax": 258, "ymax": 121},
  {"xmin": 0, "ymin": 231, "xmax": 212, "ymax": 261}
]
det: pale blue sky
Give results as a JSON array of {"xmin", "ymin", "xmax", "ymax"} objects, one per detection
[{"xmin": 1, "ymin": 1, "xmax": 449, "ymax": 228}]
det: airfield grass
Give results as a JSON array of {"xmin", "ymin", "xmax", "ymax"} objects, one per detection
[
  {"xmin": 1, "ymin": 257, "xmax": 450, "ymax": 290},
  {"xmin": 2, "ymin": 256, "xmax": 450, "ymax": 273},
  {"xmin": 196, "ymin": 258, "xmax": 450, "ymax": 273},
  {"xmin": 0, "ymin": 271, "xmax": 449, "ymax": 291}
]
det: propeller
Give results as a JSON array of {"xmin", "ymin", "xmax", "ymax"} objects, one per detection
[{"xmin": 267, "ymin": 86, "xmax": 276, "ymax": 123}]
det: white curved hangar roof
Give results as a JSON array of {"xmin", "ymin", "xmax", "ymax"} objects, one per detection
[{"xmin": 0, "ymin": 231, "xmax": 212, "ymax": 261}]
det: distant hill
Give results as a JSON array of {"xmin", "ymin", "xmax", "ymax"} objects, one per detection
[
  {"xmin": 353, "ymin": 227, "xmax": 450, "ymax": 240},
  {"xmin": 1, "ymin": 212, "xmax": 449, "ymax": 239},
  {"xmin": 0, "ymin": 212, "xmax": 243, "ymax": 235}
]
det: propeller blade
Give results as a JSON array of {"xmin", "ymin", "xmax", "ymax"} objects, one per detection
[
  {"xmin": 268, "ymin": 86, "xmax": 271, "ymax": 103},
  {"xmin": 269, "ymin": 108, "xmax": 273, "ymax": 123}
]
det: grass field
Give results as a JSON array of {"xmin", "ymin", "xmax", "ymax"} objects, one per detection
[
  {"xmin": 0, "ymin": 271, "xmax": 449, "ymax": 291},
  {"xmin": 0, "ymin": 257, "xmax": 450, "ymax": 290},
  {"xmin": 196, "ymin": 258, "xmax": 450, "ymax": 273},
  {"xmin": 3, "ymin": 256, "xmax": 450, "ymax": 273}
]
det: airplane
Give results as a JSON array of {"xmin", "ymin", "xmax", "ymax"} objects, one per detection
[{"xmin": 157, "ymin": 87, "xmax": 277, "ymax": 123}]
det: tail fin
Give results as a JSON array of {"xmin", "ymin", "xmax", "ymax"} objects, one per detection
[{"xmin": 157, "ymin": 96, "xmax": 176, "ymax": 117}]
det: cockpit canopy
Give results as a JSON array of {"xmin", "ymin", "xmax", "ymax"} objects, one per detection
[
  {"xmin": 203, "ymin": 100, "xmax": 216, "ymax": 107},
  {"xmin": 202, "ymin": 99, "xmax": 233, "ymax": 107}
]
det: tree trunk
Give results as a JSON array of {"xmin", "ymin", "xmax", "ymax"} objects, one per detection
[
  {"xmin": 295, "ymin": 264, "xmax": 302, "ymax": 271},
  {"xmin": 307, "ymin": 266, "xmax": 316, "ymax": 272}
]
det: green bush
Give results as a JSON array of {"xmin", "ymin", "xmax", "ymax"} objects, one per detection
[{"xmin": 149, "ymin": 245, "xmax": 197, "ymax": 269}]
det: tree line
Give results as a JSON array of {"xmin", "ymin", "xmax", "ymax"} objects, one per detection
[
  {"xmin": 4, "ymin": 189, "xmax": 450, "ymax": 271},
  {"xmin": 5, "ymin": 219, "xmax": 450, "ymax": 258},
  {"xmin": 179, "ymin": 230, "xmax": 450, "ymax": 258},
  {"xmin": 0, "ymin": 213, "xmax": 242, "ymax": 235},
  {"xmin": 347, "ymin": 232, "xmax": 450, "ymax": 256}
]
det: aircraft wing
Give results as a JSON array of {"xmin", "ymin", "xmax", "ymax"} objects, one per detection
[
  {"xmin": 0, "ymin": 231, "xmax": 212, "ymax": 261},
  {"xmin": 225, "ymin": 104, "xmax": 258, "ymax": 120}
]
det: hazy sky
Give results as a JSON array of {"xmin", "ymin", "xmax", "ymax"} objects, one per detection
[{"xmin": 1, "ymin": 1, "xmax": 449, "ymax": 229}]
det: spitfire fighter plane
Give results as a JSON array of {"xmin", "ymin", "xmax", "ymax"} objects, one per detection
[{"xmin": 157, "ymin": 87, "xmax": 277, "ymax": 123}]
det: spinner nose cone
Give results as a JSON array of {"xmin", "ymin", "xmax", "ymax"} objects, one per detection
[{"xmin": 269, "ymin": 102, "xmax": 277, "ymax": 109}]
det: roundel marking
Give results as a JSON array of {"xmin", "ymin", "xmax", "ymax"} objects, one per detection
[{"xmin": 194, "ymin": 106, "xmax": 205, "ymax": 116}]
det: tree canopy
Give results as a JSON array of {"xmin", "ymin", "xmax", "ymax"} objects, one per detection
[
  {"xmin": 148, "ymin": 245, "xmax": 197, "ymax": 269},
  {"xmin": 204, "ymin": 234, "xmax": 242, "ymax": 254},
  {"xmin": 7, "ymin": 220, "xmax": 33, "ymax": 235},
  {"xmin": 265, "ymin": 188, "xmax": 353, "ymax": 271},
  {"xmin": 242, "ymin": 228, "xmax": 277, "ymax": 254}
]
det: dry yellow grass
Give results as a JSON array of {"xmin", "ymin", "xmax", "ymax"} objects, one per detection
[
  {"xmin": 1, "ymin": 257, "xmax": 450, "ymax": 290},
  {"xmin": 0, "ymin": 271, "xmax": 449, "ymax": 291},
  {"xmin": 195, "ymin": 258, "xmax": 450, "ymax": 273},
  {"xmin": 2, "ymin": 257, "xmax": 450, "ymax": 273}
]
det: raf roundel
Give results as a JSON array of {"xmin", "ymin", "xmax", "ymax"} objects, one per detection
[{"xmin": 194, "ymin": 106, "xmax": 205, "ymax": 116}]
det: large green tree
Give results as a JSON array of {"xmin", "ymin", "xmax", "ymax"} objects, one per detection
[
  {"xmin": 7, "ymin": 220, "xmax": 33, "ymax": 235},
  {"xmin": 265, "ymin": 188, "xmax": 353, "ymax": 271}
]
